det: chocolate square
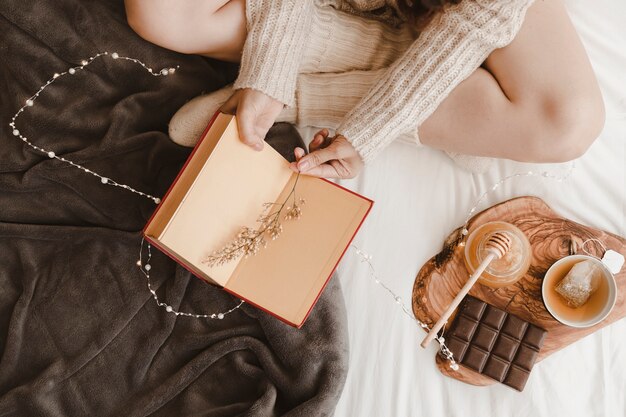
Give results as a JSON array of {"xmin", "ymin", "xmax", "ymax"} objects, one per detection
[
  {"xmin": 446, "ymin": 336, "xmax": 469, "ymax": 361},
  {"xmin": 503, "ymin": 365, "xmax": 531, "ymax": 392},
  {"xmin": 483, "ymin": 356, "xmax": 510, "ymax": 382},
  {"xmin": 461, "ymin": 296, "xmax": 487, "ymax": 321},
  {"xmin": 513, "ymin": 345, "xmax": 538, "ymax": 371},
  {"xmin": 523, "ymin": 324, "xmax": 547, "ymax": 349},
  {"xmin": 482, "ymin": 306, "xmax": 507, "ymax": 330},
  {"xmin": 443, "ymin": 296, "xmax": 547, "ymax": 392},
  {"xmin": 492, "ymin": 335, "xmax": 519, "ymax": 362},
  {"xmin": 472, "ymin": 324, "xmax": 498, "ymax": 352},
  {"xmin": 501, "ymin": 315, "xmax": 528, "ymax": 340},
  {"xmin": 449, "ymin": 316, "xmax": 478, "ymax": 342},
  {"xmin": 462, "ymin": 346, "xmax": 489, "ymax": 373}
]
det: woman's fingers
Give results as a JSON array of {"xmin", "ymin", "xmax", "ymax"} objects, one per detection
[
  {"xmin": 293, "ymin": 147, "xmax": 306, "ymax": 160},
  {"xmin": 298, "ymin": 139, "xmax": 353, "ymax": 171},
  {"xmin": 223, "ymin": 88, "xmax": 286, "ymax": 152},
  {"xmin": 309, "ymin": 135, "xmax": 323, "ymax": 153},
  {"xmin": 289, "ymin": 160, "xmax": 354, "ymax": 179},
  {"xmin": 297, "ymin": 147, "xmax": 335, "ymax": 171},
  {"xmin": 219, "ymin": 90, "xmax": 240, "ymax": 114},
  {"xmin": 220, "ymin": 90, "xmax": 264, "ymax": 150},
  {"xmin": 289, "ymin": 147, "xmax": 306, "ymax": 172},
  {"xmin": 236, "ymin": 110, "xmax": 264, "ymax": 151},
  {"xmin": 309, "ymin": 131, "xmax": 327, "ymax": 153},
  {"xmin": 296, "ymin": 162, "xmax": 341, "ymax": 178},
  {"xmin": 296, "ymin": 160, "xmax": 352, "ymax": 179},
  {"xmin": 289, "ymin": 133, "xmax": 361, "ymax": 179}
]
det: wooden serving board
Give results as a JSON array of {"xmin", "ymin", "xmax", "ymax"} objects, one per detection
[{"xmin": 412, "ymin": 196, "xmax": 626, "ymax": 386}]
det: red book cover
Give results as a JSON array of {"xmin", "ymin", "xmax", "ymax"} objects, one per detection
[{"xmin": 144, "ymin": 112, "xmax": 373, "ymax": 327}]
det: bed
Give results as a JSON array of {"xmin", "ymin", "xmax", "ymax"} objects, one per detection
[
  {"xmin": 319, "ymin": 0, "xmax": 626, "ymax": 415},
  {"xmin": 1, "ymin": 0, "xmax": 624, "ymax": 416}
]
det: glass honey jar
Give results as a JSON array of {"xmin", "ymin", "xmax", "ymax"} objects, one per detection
[{"xmin": 463, "ymin": 221, "xmax": 532, "ymax": 288}]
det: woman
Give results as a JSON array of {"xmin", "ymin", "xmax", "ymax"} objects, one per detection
[{"xmin": 124, "ymin": 0, "xmax": 605, "ymax": 178}]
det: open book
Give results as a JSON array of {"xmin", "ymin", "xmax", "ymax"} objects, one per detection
[{"xmin": 144, "ymin": 112, "xmax": 373, "ymax": 327}]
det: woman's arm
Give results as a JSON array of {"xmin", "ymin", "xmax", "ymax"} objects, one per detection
[
  {"xmin": 336, "ymin": 0, "xmax": 536, "ymax": 163},
  {"xmin": 218, "ymin": 0, "xmax": 317, "ymax": 151},
  {"xmin": 233, "ymin": 0, "xmax": 315, "ymax": 106},
  {"xmin": 223, "ymin": 0, "xmax": 318, "ymax": 151},
  {"xmin": 294, "ymin": 0, "xmax": 604, "ymax": 178}
]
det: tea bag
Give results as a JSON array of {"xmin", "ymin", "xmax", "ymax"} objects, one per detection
[{"xmin": 555, "ymin": 260, "xmax": 602, "ymax": 308}]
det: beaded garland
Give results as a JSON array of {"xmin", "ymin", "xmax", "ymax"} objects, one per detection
[
  {"xmin": 8, "ymin": 51, "xmax": 578, "ymax": 370},
  {"xmin": 9, "ymin": 52, "xmax": 245, "ymax": 321},
  {"xmin": 10, "ymin": 52, "xmax": 169, "ymax": 205},
  {"xmin": 139, "ymin": 236, "xmax": 245, "ymax": 319}
]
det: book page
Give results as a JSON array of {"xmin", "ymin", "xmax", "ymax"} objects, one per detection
[
  {"xmin": 226, "ymin": 175, "xmax": 372, "ymax": 326},
  {"xmin": 144, "ymin": 112, "xmax": 229, "ymax": 245},
  {"xmin": 158, "ymin": 115, "xmax": 292, "ymax": 286}
]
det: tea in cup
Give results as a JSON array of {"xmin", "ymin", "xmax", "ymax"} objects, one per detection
[{"xmin": 542, "ymin": 255, "xmax": 617, "ymax": 328}]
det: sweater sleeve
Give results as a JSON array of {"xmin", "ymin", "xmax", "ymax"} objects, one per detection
[
  {"xmin": 336, "ymin": 0, "xmax": 535, "ymax": 163},
  {"xmin": 233, "ymin": 0, "xmax": 315, "ymax": 107}
]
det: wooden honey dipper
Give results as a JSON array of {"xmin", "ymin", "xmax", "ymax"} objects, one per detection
[{"xmin": 421, "ymin": 231, "xmax": 513, "ymax": 348}]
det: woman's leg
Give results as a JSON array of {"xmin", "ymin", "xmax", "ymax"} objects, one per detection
[
  {"xmin": 418, "ymin": 0, "xmax": 605, "ymax": 163},
  {"xmin": 124, "ymin": 0, "xmax": 247, "ymax": 62},
  {"xmin": 125, "ymin": 0, "xmax": 417, "ymax": 70}
]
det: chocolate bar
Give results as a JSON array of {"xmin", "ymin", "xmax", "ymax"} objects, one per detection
[{"xmin": 444, "ymin": 295, "xmax": 547, "ymax": 391}]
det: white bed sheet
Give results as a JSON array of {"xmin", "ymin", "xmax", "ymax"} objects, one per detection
[{"xmin": 300, "ymin": 1, "xmax": 626, "ymax": 415}]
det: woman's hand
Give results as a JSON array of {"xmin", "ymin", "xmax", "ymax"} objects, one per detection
[
  {"xmin": 220, "ymin": 88, "xmax": 284, "ymax": 151},
  {"xmin": 289, "ymin": 129, "xmax": 364, "ymax": 179}
]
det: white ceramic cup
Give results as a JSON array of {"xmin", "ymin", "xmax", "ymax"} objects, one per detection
[{"xmin": 542, "ymin": 254, "xmax": 617, "ymax": 328}]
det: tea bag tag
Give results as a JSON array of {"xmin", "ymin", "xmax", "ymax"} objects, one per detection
[{"xmin": 601, "ymin": 249, "xmax": 625, "ymax": 274}]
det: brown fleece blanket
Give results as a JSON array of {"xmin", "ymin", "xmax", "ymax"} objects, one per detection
[{"xmin": 0, "ymin": 1, "xmax": 349, "ymax": 416}]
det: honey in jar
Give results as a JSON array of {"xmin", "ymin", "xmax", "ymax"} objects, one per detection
[{"xmin": 463, "ymin": 221, "xmax": 531, "ymax": 288}]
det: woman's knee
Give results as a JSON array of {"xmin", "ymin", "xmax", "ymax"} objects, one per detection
[
  {"xmin": 125, "ymin": 0, "xmax": 245, "ymax": 61},
  {"xmin": 530, "ymin": 92, "xmax": 605, "ymax": 163},
  {"xmin": 125, "ymin": 0, "xmax": 228, "ymax": 54},
  {"xmin": 125, "ymin": 1, "xmax": 192, "ymax": 52}
]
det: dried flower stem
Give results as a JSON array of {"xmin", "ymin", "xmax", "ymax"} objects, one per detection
[{"xmin": 202, "ymin": 172, "xmax": 305, "ymax": 267}]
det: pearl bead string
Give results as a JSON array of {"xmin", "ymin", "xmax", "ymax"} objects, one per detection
[
  {"xmin": 354, "ymin": 161, "xmax": 576, "ymax": 370},
  {"xmin": 351, "ymin": 245, "xmax": 459, "ymax": 370},
  {"xmin": 9, "ymin": 51, "xmax": 243, "ymax": 319},
  {"xmin": 8, "ymin": 51, "xmax": 580, "ymax": 356},
  {"xmin": 8, "ymin": 51, "xmax": 179, "ymax": 205},
  {"xmin": 138, "ymin": 237, "xmax": 245, "ymax": 319},
  {"xmin": 457, "ymin": 163, "xmax": 576, "ymax": 241}
]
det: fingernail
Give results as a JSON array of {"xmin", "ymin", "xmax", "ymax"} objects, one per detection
[
  {"xmin": 253, "ymin": 143, "xmax": 262, "ymax": 151},
  {"xmin": 298, "ymin": 160, "xmax": 309, "ymax": 171}
]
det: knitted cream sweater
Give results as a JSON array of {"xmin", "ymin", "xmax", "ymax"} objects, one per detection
[{"xmin": 234, "ymin": 0, "xmax": 535, "ymax": 163}]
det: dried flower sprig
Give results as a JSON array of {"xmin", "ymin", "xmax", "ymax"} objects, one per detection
[{"xmin": 202, "ymin": 172, "xmax": 305, "ymax": 267}]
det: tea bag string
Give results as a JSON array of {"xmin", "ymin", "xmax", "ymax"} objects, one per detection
[{"xmin": 580, "ymin": 238, "xmax": 608, "ymax": 259}]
